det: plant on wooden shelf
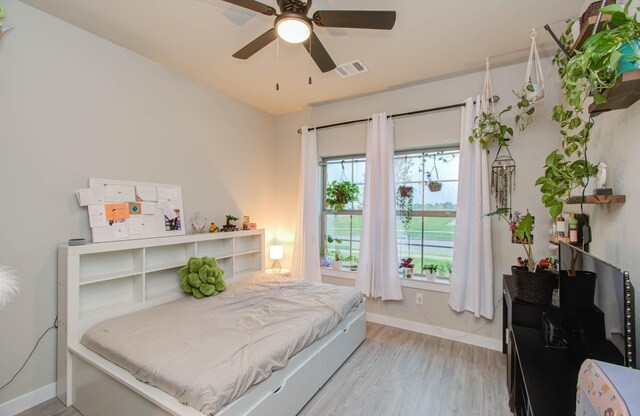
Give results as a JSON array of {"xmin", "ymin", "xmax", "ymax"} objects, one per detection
[
  {"xmin": 325, "ymin": 180, "xmax": 360, "ymax": 211},
  {"xmin": 179, "ymin": 256, "xmax": 226, "ymax": 299},
  {"xmin": 323, "ymin": 235, "xmax": 343, "ymax": 269}
]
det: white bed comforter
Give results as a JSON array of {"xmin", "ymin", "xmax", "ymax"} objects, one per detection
[{"xmin": 81, "ymin": 273, "xmax": 363, "ymax": 415}]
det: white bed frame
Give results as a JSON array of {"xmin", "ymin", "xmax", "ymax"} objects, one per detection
[{"xmin": 58, "ymin": 230, "xmax": 366, "ymax": 416}]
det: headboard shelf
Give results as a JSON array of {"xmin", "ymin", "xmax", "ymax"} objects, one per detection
[{"xmin": 57, "ymin": 229, "xmax": 265, "ymax": 402}]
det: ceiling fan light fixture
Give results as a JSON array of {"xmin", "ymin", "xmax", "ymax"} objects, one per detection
[{"xmin": 275, "ymin": 13, "xmax": 311, "ymax": 44}]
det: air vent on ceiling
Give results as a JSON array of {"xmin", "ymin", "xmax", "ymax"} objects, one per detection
[{"xmin": 335, "ymin": 60, "xmax": 368, "ymax": 78}]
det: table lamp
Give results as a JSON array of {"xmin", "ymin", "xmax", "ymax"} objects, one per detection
[{"xmin": 270, "ymin": 245, "xmax": 284, "ymax": 274}]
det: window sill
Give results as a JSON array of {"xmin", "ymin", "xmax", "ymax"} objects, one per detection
[{"xmin": 321, "ymin": 268, "xmax": 450, "ymax": 294}]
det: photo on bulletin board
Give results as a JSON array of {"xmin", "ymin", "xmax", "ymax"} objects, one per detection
[{"xmin": 87, "ymin": 178, "xmax": 185, "ymax": 243}]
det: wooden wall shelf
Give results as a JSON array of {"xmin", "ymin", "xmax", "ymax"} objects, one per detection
[
  {"xmin": 590, "ymin": 69, "xmax": 640, "ymax": 116},
  {"xmin": 567, "ymin": 195, "xmax": 626, "ymax": 204},
  {"xmin": 572, "ymin": 15, "xmax": 612, "ymax": 52}
]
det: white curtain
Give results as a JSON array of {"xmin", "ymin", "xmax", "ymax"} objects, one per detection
[
  {"xmin": 291, "ymin": 127, "xmax": 322, "ymax": 282},
  {"xmin": 449, "ymin": 97, "xmax": 494, "ymax": 319},
  {"xmin": 356, "ymin": 113, "xmax": 403, "ymax": 301}
]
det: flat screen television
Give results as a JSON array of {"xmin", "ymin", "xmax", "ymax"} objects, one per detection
[{"xmin": 558, "ymin": 242, "xmax": 636, "ymax": 368}]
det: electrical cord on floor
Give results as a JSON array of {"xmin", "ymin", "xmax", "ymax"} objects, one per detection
[
  {"xmin": 416, "ymin": 298, "xmax": 503, "ymax": 340},
  {"xmin": 0, "ymin": 316, "xmax": 58, "ymax": 391}
]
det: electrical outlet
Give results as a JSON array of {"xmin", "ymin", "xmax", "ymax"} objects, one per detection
[{"xmin": 416, "ymin": 293, "xmax": 424, "ymax": 305}]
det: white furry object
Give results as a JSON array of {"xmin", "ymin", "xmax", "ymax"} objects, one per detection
[{"xmin": 0, "ymin": 265, "xmax": 19, "ymax": 309}]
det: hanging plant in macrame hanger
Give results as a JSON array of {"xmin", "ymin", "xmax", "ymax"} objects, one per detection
[
  {"xmin": 491, "ymin": 146, "xmax": 516, "ymax": 216},
  {"xmin": 426, "ymin": 154, "xmax": 442, "ymax": 192},
  {"xmin": 514, "ymin": 29, "xmax": 545, "ymax": 131}
]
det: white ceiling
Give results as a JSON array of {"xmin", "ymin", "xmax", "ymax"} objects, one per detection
[{"xmin": 21, "ymin": 0, "xmax": 583, "ymax": 114}]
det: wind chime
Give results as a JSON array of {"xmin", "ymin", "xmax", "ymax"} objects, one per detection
[{"xmin": 491, "ymin": 145, "xmax": 516, "ymax": 215}]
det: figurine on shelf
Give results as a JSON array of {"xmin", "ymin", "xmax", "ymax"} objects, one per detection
[
  {"xmin": 222, "ymin": 215, "xmax": 239, "ymax": 232},
  {"xmin": 242, "ymin": 216, "xmax": 250, "ymax": 230},
  {"xmin": 209, "ymin": 222, "xmax": 219, "ymax": 233}
]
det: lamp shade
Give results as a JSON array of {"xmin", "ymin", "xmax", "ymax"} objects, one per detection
[{"xmin": 270, "ymin": 245, "xmax": 284, "ymax": 261}]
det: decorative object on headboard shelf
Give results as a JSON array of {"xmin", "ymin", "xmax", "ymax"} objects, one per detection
[
  {"xmin": 209, "ymin": 222, "xmax": 220, "ymax": 233},
  {"xmin": 222, "ymin": 214, "xmax": 239, "ymax": 232},
  {"xmin": 189, "ymin": 212, "xmax": 207, "ymax": 234},
  {"xmin": 179, "ymin": 256, "xmax": 227, "ymax": 299},
  {"xmin": 0, "ymin": 265, "xmax": 19, "ymax": 309},
  {"xmin": 242, "ymin": 216, "xmax": 250, "ymax": 230}
]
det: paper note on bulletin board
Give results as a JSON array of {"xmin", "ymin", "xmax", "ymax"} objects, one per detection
[{"xmin": 88, "ymin": 178, "xmax": 185, "ymax": 243}]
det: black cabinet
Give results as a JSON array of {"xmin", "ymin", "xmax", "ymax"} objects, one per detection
[{"xmin": 503, "ymin": 275, "xmax": 622, "ymax": 416}]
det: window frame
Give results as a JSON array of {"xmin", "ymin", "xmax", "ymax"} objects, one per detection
[{"xmin": 321, "ymin": 146, "xmax": 459, "ymax": 280}]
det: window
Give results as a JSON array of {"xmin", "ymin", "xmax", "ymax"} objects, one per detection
[{"xmin": 321, "ymin": 148, "xmax": 459, "ymax": 280}]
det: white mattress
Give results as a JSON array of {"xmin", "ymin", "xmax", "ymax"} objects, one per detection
[{"xmin": 81, "ymin": 273, "xmax": 363, "ymax": 415}]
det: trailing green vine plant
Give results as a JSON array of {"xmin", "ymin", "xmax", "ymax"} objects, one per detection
[
  {"xmin": 326, "ymin": 180, "xmax": 360, "ymax": 211},
  {"xmin": 469, "ymin": 105, "xmax": 514, "ymax": 149},
  {"xmin": 514, "ymin": 82, "xmax": 536, "ymax": 131},
  {"xmin": 536, "ymin": 20, "xmax": 597, "ymax": 218}
]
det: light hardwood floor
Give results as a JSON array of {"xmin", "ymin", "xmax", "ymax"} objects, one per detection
[{"xmin": 17, "ymin": 323, "xmax": 511, "ymax": 416}]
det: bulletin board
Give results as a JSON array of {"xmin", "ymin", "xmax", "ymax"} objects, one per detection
[{"xmin": 78, "ymin": 178, "xmax": 185, "ymax": 243}]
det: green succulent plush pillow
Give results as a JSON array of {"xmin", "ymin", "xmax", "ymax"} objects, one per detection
[{"xmin": 178, "ymin": 256, "xmax": 227, "ymax": 299}]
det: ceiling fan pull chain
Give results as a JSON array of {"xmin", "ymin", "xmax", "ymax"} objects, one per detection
[
  {"xmin": 276, "ymin": 37, "xmax": 280, "ymax": 91},
  {"xmin": 308, "ymin": 37, "xmax": 313, "ymax": 85}
]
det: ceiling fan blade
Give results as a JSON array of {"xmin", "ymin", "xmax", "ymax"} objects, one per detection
[
  {"xmin": 313, "ymin": 10, "xmax": 396, "ymax": 30},
  {"xmin": 233, "ymin": 28, "xmax": 277, "ymax": 59},
  {"xmin": 303, "ymin": 32, "xmax": 336, "ymax": 73},
  {"xmin": 221, "ymin": 0, "xmax": 276, "ymax": 16}
]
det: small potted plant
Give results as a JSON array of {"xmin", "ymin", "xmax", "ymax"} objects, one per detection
[
  {"xmin": 222, "ymin": 215, "xmax": 239, "ymax": 232},
  {"xmin": 326, "ymin": 180, "xmax": 360, "ymax": 211},
  {"xmin": 423, "ymin": 263, "xmax": 439, "ymax": 279},
  {"xmin": 488, "ymin": 208, "xmax": 555, "ymax": 304},
  {"xmin": 399, "ymin": 258, "xmax": 415, "ymax": 278},
  {"xmin": 514, "ymin": 82, "xmax": 537, "ymax": 131},
  {"xmin": 345, "ymin": 255, "xmax": 358, "ymax": 271},
  {"xmin": 437, "ymin": 263, "xmax": 452, "ymax": 279},
  {"xmin": 332, "ymin": 251, "xmax": 343, "ymax": 270},
  {"xmin": 322, "ymin": 235, "xmax": 342, "ymax": 268}
]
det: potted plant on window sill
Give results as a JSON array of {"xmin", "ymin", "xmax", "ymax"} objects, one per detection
[
  {"xmin": 436, "ymin": 263, "xmax": 452, "ymax": 279},
  {"xmin": 399, "ymin": 258, "xmax": 415, "ymax": 279},
  {"xmin": 488, "ymin": 208, "xmax": 555, "ymax": 304},
  {"xmin": 423, "ymin": 263, "xmax": 439, "ymax": 280},
  {"xmin": 326, "ymin": 180, "xmax": 360, "ymax": 211}
]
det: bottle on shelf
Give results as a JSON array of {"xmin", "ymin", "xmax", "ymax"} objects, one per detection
[
  {"xmin": 569, "ymin": 213, "xmax": 578, "ymax": 244},
  {"xmin": 556, "ymin": 215, "xmax": 567, "ymax": 242}
]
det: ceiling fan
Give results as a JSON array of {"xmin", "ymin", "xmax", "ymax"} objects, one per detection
[{"xmin": 222, "ymin": 0, "xmax": 396, "ymax": 73}]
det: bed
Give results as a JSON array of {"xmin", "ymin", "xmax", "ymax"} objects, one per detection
[{"xmin": 57, "ymin": 231, "xmax": 366, "ymax": 416}]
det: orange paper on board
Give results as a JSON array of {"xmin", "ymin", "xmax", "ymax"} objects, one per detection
[{"xmin": 105, "ymin": 203, "xmax": 130, "ymax": 221}]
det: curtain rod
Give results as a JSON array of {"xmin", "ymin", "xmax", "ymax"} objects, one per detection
[{"xmin": 297, "ymin": 96, "xmax": 498, "ymax": 134}]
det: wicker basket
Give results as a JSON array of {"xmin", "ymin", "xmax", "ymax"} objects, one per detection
[
  {"xmin": 511, "ymin": 267, "xmax": 556, "ymax": 305},
  {"xmin": 580, "ymin": 0, "xmax": 615, "ymax": 30}
]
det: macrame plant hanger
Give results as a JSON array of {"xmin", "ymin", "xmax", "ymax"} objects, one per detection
[
  {"xmin": 482, "ymin": 58, "xmax": 496, "ymax": 115},
  {"xmin": 491, "ymin": 145, "xmax": 516, "ymax": 216},
  {"xmin": 524, "ymin": 29, "xmax": 545, "ymax": 103}
]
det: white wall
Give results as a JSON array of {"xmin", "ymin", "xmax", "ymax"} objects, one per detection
[
  {"xmin": 0, "ymin": 0, "xmax": 276, "ymax": 408},
  {"xmin": 274, "ymin": 58, "xmax": 564, "ymax": 344},
  {"xmin": 583, "ymin": 101, "xmax": 640, "ymax": 363}
]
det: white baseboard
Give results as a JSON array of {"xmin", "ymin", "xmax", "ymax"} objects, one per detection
[
  {"xmin": 366, "ymin": 312, "xmax": 502, "ymax": 351},
  {"xmin": 0, "ymin": 382, "xmax": 56, "ymax": 416}
]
